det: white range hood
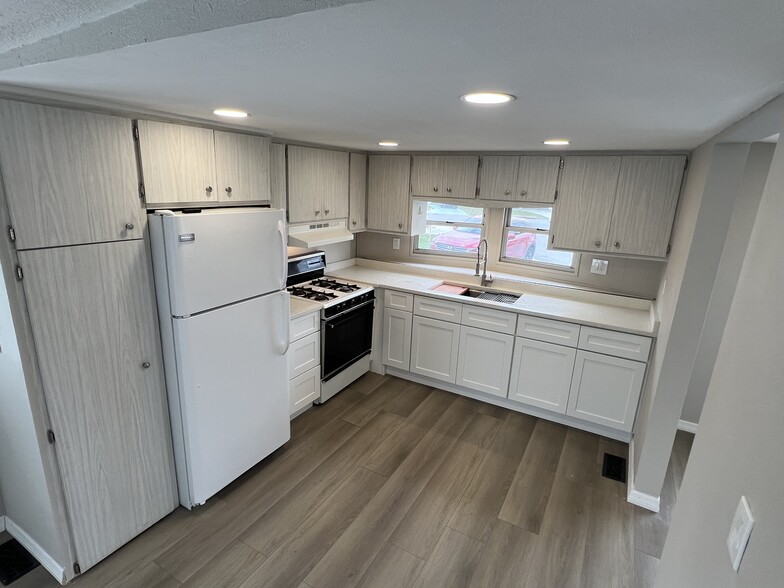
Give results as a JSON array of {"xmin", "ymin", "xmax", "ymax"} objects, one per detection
[{"xmin": 288, "ymin": 220, "xmax": 354, "ymax": 247}]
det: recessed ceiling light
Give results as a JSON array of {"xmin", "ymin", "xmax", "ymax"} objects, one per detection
[
  {"xmin": 213, "ymin": 108, "xmax": 249, "ymax": 118},
  {"xmin": 461, "ymin": 92, "xmax": 515, "ymax": 105},
  {"xmin": 543, "ymin": 139, "xmax": 571, "ymax": 146},
  {"xmin": 378, "ymin": 141, "xmax": 399, "ymax": 147}
]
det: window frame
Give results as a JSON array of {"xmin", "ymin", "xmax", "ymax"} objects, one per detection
[
  {"xmin": 413, "ymin": 204, "xmax": 487, "ymax": 259},
  {"xmin": 500, "ymin": 206, "xmax": 578, "ymax": 273}
]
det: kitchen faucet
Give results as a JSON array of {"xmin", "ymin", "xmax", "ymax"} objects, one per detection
[{"xmin": 476, "ymin": 239, "xmax": 493, "ymax": 286}]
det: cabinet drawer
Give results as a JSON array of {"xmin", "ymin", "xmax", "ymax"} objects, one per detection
[
  {"xmin": 461, "ymin": 304, "xmax": 517, "ymax": 334},
  {"xmin": 414, "ymin": 295, "xmax": 462, "ymax": 323},
  {"xmin": 578, "ymin": 327, "xmax": 651, "ymax": 361},
  {"xmin": 290, "ymin": 311, "xmax": 320, "ymax": 341},
  {"xmin": 288, "ymin": 332, "xmax": 320, "ymax": 379},
  {"xmin": 290, "ymin": 366, "xmax": 321, "ymax": 415},
  {"xmin": 516, "ymin": 315, "xmax": 580, "ymax": 347},
  {"xmin": 385, "ymin": 290, "xmax": 414, "ymax": 311}
]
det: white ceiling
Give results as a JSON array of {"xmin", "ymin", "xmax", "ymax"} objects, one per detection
[{"xmin": 0, "ymin": 0, "xmax": 782, "ymax": 151}]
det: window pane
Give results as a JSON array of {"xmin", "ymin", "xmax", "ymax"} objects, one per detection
[
  {"xmin": 508, "ymin": 207, "xmax": 551, "ymax": 230},
  {"xmin": 505, "ymin": 231, "xmax": 574, "ymax": 267},
  {"xmin": 426, "ymin": 223, "xmax": 482, "ymax": 254},
  {"xmin": 426, "ymin": 202, "xmax": 484, "ymax": 224}
]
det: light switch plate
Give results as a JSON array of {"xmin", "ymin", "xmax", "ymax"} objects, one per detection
[
  {"xmin": 590, "ymin": 259, "xmax": 608, "ymax": 275},
  {"xmin": 727, "ymin": 496, "xmax": 754, "ymax": 572},
  {"xmin": 392, "ymin": 238, "xmax": 401, "ymax": 250}
]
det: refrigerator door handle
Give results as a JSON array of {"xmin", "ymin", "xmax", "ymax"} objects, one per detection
[
  {"xmin": 278, "ymin": 291, "xmax": 291, "ymax": 355},
  {"xmin": 277, "ymin": 220, "xmax": 287, "ymax": 291}
]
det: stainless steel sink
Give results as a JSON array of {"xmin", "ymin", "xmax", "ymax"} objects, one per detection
[{"xmin": 460, "ymin": 288, "xmax": 521, "ymax": 304}]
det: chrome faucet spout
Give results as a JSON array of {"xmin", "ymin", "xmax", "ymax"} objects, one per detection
[{"xmin": 479, "ymin": 239, "xmax": 493, "ymax": 286}]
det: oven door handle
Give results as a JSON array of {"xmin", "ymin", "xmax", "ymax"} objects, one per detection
[{"xmin": 323, "ymin": 299, "xmax": 375, "ymax": 324}]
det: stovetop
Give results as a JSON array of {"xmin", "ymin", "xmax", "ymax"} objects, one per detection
[{"xmin": 287, "ymin": 277, "xmax": 374, "ymax": 308}]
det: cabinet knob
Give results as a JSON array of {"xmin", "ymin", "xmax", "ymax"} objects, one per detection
[
  {"xmin": 520, "ymin": 190, "xmax": 527, "ymax": 197},
  {"xmin": 352, "ymin": 220, "xmax": 357, "ymax": 225},
  {"xmin": 433, "ymin": 186, "xmax": 438, "ymax": 192},
  {"xmin": 614, "ymin": 241, "xmax": 620, "ymax": 248},
  {"xmin": 446, "ymin": 187, "xmax": 452, "ymax": 193},
  {"xmin": 125, "ymin": 223, "xmax": 134, "ymax": 231},
  {"xmin": 206, "ymin": 186, "xmax": 213, "ymax": 194},
  {"xmin": 225, "ymin": 186, "xmax": 232, "ymax": 195},
  {"xmin": 504, "ymin": 190, "xmax": 511, "ymax": 196},
  {"xmin": 314, "ymin": 210, "xmax": 320, "ymax": 215},
  {"xmin": 324, "ymin": 209, "xmax": 330, "ymax": 215},
  {"xmin": 594, "ymin": 240, "xmax": 601, "ymax": 247},
  {"xmin": 142, "ymin": 361, "xmax": 151, "ymax": 369},
  {"xmin": 398, "ymin": 222, "xmax": 403, "ymax": 229}
]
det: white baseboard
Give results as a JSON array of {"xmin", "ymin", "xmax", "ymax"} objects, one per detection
[
  {"xmin": 677, "ymin": 419, "xmax": 698, "ymax": 434},
  {"xmin": 626, "ymin": 438, "xmax": 661, "ymax": 513},
  {"xmin": 4, "ymin": 516, "xmax": 66, "ymax": 585}
]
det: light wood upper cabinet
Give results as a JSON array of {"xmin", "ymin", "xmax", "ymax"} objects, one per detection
[
  {"xmin": 480, "ymin": 155, "xmax": 560, "ymax": 202},
  {"xmin": 19, "ymin": 240, "xmax": 177, "ymax": 570},
  {"xmin": 137, "ymin": 120, "xmax": 217, "ymax": 205},
  {"xmin": 287, "ymin": 145, "xmax": 349, "ymax": 223},
  {"xmin": 269, "ymin": 143, "xmax": 287, "ymax": 211},
  {"xmin": 607, "ymin": 155, "xmax": 686, "ymax": 257},
  {"xmin": 349, "ymin": 152, "xmax": 367, "ymax": 231},
  {"xmin": 0, "ymin": 101, "xmax": 141, "ymax": 250},
  {"xmin": 367, "ymin": 154, "xmax": 411, "ymax": 233},
  {"xmin": 214, "ymin": 131, "xmax": 271, "ymax": 203},
  {"xmin": 411, "ymin": 155, "xmax": 479, "ymax": 199},
  {"xmin": 137, "ymin": 120, "xmax": 271, "ymax": 206},
  {"xmin": 550, "ymin": 156, "xmax": 621, "ymax": 252}
]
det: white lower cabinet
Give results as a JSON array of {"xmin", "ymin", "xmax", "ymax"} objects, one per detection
[
  {"xmin": 456, "ymin": 326, "xmax": 514, "ymax": 397},
  {"xmin": 288, "ymin": 331, "xmax": 320, "ymax": 380},
  {"xmin": 410, "ymin": 316, "xmax": 461, "ymax": 383},
  {"xmin": 382, "ymin": 308, "xmax": 413, "ymax": 370},
  {"xmin": 290, "ymin": 366, "xmax": 321, "ymax": 415},
  {"xmin": 566, "ymin": 350, "xmax": 646, "ymax": 432},
  {"xmin": 508, "ymin": 338, "xmax": 577, "ymax": 413},
  {"xmin": 288, "ymin": 310, "xmax": 321, "ymax": 415}
]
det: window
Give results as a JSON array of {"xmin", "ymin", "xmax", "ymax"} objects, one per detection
[
  {"xmin": 414, "ymin": 202, "xmax": 485, "ymax": 256},
  {"xmin": 502, "ymin": 207, "xmax": 576, "ymax": 270}
]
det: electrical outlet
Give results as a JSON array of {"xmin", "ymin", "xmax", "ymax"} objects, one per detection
[
  {"xmin": 727, "ymin": 496, "xmax": 754, "ymax": 572},
  {"xmin": 590, "ymin": 259, "xmax": 609, "ymax": 275},
  {"xmin": 392, "ymin": 238, "xmax": 401, "ymax": 250}
]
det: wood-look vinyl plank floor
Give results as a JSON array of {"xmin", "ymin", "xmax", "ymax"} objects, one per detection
[{"xmin": 64, "ymin": 374, "xmax": 693, "ymax": 588}]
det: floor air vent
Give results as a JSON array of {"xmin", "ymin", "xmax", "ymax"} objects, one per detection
[
  {"xmin": 601, "ymin": 453, "xmax": 627, "ymax": 483},
  {"xmin": 0, "ymin": 538, "xmax": 40, "ymax": 586}
]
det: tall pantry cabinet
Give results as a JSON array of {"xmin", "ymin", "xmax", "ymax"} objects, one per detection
[{"xmin": 0, "ymin": 100, "xmax": 177, "ymax": 580}]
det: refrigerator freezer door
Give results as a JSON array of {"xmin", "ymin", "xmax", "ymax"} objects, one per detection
[
  {"xmin": 171, "ymin": 291, "xmax": 291, "ymax": 506},
  {"xmin": 161, "ymin": 208, "xmax": 286, "ymax": 317}
]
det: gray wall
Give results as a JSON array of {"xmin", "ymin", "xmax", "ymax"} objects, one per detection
[
  {"xmin": 655, "ymin": 133, "xmax": 784, "ymax": 588},
  {"xmin": 680, "ymin": 143, "xmax": 774, "ymax": 424}
]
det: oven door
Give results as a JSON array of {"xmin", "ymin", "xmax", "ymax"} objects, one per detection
[{"xmin": 322, "ymin": 300, "xmax": 374, "ymax": 381}]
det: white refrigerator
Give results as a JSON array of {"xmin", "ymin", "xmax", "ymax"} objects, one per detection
[{"xmin": 149, "ymin": 208, "xmax": 290, "ymax": 509}]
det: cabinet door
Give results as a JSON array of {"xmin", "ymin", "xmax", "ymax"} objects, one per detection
[
  {"xmin": 269, "ymin": 143, "xmax": 287, "ymax": 211},
  {"xmin": 550, "ymin": 156, "xmax": 621, "ymax": 252},
  {"xmin": 0, "ymin": 101, "xmax": 141, "ymax": 249},
  {"xmin": 19, "ymin": 240, "xmax": 177, "ymax": 571},
  {"xmin": 367, "ymin": 155, "xmax": 411, "ymax": 233},
  {"xmin": 411, "ymin": 155, "xmax": 443, "ymax": 197},
  {"xmin": 516, "ymin": 156, "xmax": 561, "ymax": 203},
  {"xmin": 410, "ymin": 316, "xmax": 461, "ymax": 383},
  {"xmin": 288, "ymin": 331, "xmax": 320, "ymax": 379},
  {"xmin": 136, "ymin": 120, "xmax": 217, "ymax": 205},
  {"xmin": 607, "ymin": 155, "xmax": 686, "ymax": 257},
  {"xmin": 287, "ymin": 145, "xmax": 322, "ymax": 223},
  {"xmin": 214, "ymin": 131, "xmax": 271, "ymax": 202},
  {"xmin": 566, "ymin": 350, "xmax": 646, "ymax": 432},
  {"xmin": 440, "ymin": 155, "xmax": 479, "ymax": 199},
  {"xmin": 349, "ymin": 152, "xmax": 367, "ymax": 231},
  {"xmin": 290, "ymin": 366, "xmax": 321, "ymax": 415},
  {"xmin": 479, "ymin": 156, "xmax": 519, "ymax": 200},
  {"xmin": 509, "ymin": 338, "xmax": 576, "ymax": 413},
  {"xmin": 382, "ymin": 309, "xmax": 413, "ymax": 370},
  {"xmin": 319, "ymin": 149, "xmax": 349, "ymax": 219},
  {"xmin": 456, "ymin": 326, "xmax": 514, "ymax": 397}
]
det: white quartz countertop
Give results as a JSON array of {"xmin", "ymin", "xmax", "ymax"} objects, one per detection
[
  {"xmin": 329, "ymin": 265, "xmax": 657, "ymax": 337},
  {"xmin": 289, "ymin": 296, "xmax": 322, "ymax": 320}
]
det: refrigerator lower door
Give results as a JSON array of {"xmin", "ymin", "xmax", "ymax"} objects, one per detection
[{"xmin": 171, "ymin": 291, "xmax": 290, "ymax": 507}]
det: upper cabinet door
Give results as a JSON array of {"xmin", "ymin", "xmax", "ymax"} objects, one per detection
[
  {"xmin": 479, "ymin": 156, "xmax": 519, "ymax": 200},
  {"xmin": 319, "ymin": 148, "xmax": 349, "ymax": 219},
  {"xmin": 607, "ymin": 155, "xmax": 686, "ymax": 257},
  {"xmin": 367, "ymin": 155, "xmax": 411, "ymax": 233},
  {"xmin": 269, "ymin": 143, "xmax": 287, "ymax": 212},
  {"xmin": 550, "ymin": 156, "xmax": 621, "ymax": 252},
  {"xmin": 440, "ymin": 155, "xmax": 479, "ymax": 199},
  {"xmin": 516, "ymin": 156, "xmax": 561, "ymax": 203},
  {"xmin": 214, "ymin": 131, "xmax": 271, "ymax": 203},
  {"xmin": 287, "ymin": 146, "xmax": 321, "ymax": 223},
  {"xmin": 137, "ymin": 120, "xmax": 216, "ymax": 205},
  {"xmin": 0, "ymin": 101, "xmax": 141, "ymax": 250},
  {"xmin": 411, "ymin": 156, "xmax": 443, "ymax": 197},
  {"xmin": 349, "ymin": 152, "xmax": 367, "ymax": 231}
]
